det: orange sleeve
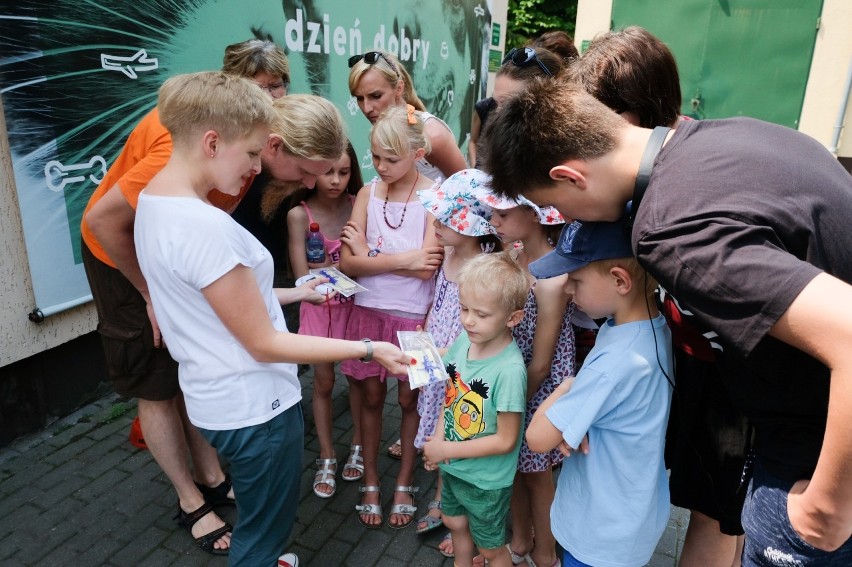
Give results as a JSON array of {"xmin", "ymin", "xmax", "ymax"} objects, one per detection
[{"xmin": 116, "ymin": 125, "xmax": 173, "ymax": 210}]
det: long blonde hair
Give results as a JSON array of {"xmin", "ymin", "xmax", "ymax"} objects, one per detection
[
  {"xmin": 271, "ymin": 94, "xmax": 346, "ymax": 161},
  {"xmin": 348, "ymin": 51, "xmax": 425, "ymax": 111},
  {"xmin": 371, "ymin": 105, "xmax": 431, "ymax": 157}
]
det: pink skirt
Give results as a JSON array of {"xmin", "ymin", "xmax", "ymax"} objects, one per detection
[
  {"xmin": 341, "ymin": 305, "xmax": 425, "ymax": 382},
  {"xmin": 298, "ymin": 297, "xmax": 354, "ymax": 339}
]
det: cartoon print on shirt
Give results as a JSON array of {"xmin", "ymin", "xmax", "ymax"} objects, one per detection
[{"xmin": 444, "ymin": 363, "xmax": 490, "ymax": 441}]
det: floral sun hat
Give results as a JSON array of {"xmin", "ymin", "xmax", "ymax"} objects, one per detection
[
  {"xmin": 479, "ymin": 191, "xmax": 565, "ymax": 225},
  {"xmin": 417, "ymin": 168, "xmax": 498, "ymax": 237}
]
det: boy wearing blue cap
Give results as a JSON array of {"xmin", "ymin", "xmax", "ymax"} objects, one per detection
[{"xmin": 526, "ymin": 219, "xmax": 674, "ymax": 567}]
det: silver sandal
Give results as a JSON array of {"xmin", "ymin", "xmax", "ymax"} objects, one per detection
[
  {"xmin": 342, "ymin": 444, "xmax": 364, "ymax": 482},
  {"xmin": 415, "ymin": 500, "xmax": 443, "ymax": 535},
  {"xmin": 388, "ymin": 485, "xmax": 419, "ymax": 529},
  {"xmin": 312, "ymin": 458, "xmax": 337, "ymax": 498},
  {"xmin": 355, "ymin": 484, "xmax": 382, "ymax": 529}
]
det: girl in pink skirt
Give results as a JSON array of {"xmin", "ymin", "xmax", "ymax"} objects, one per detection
[
  {"xmin": 287, "ymin": 142, "xmax": 363, "ymax": 499},
  {"xmin": 339, "ymin": 105, "xmax": 442, "ymax": 529}
]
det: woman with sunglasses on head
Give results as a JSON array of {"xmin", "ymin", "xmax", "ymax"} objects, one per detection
[
  {"xmin": 468, "ymin": 46, "xmax": 565, "ymax": 168},
  {"xmin": 348, "ymin": 50, "xmax": 467, "ymax": 184}
]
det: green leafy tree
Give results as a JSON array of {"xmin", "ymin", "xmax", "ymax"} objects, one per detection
[{"xmin": 506, "ymin": 0, "xmax": 578, "ymax": 49}]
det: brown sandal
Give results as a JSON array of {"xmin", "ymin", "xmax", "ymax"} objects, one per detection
[{"xmin": 174, "ymin": 501, "xmax": 231, "ymax": 556}]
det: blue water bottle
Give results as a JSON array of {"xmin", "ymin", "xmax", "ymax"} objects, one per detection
[{"xmin": 306, "ymin": 222, "xmax": 325, "ymax": 263}]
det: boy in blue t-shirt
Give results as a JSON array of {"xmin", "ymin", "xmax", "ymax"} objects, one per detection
[
  {"xmin": 526, "ymin": 220, "xmax": 674, "ymax": 567},
  {"xmin": 422, "ymin": 252, "xmax": 528, "ymax": 567}
]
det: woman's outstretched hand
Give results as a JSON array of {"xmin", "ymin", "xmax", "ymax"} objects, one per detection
[{"xmin": 371, "ymin": 341, "xmax": 414, "ymax": 376}]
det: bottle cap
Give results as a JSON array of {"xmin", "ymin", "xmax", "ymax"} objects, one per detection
[{"xmin": 309, "ymin": 222, "xmax": 320, "ymax": 232}]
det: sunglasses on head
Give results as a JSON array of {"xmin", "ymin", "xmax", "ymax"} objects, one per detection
[
  {"xmin": 348, "ymin": 51, "xmax": 399, "ymax": 76},
  {"xmin": 502, "ymin": 47, "xmax": 553, "ymax": 78}
]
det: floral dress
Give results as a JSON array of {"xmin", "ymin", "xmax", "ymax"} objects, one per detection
[
  {"xmin": 414, "ymin": 265, "xmax": 462, "ymax": 448},
  {"xmin": 513, "ymin": 285, "xmax": 576, "ymax": 472}
]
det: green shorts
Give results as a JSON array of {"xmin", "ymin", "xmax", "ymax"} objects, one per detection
[{"xmin": 441, "ymin": 471, "xmax": 512, "ymax": 550}]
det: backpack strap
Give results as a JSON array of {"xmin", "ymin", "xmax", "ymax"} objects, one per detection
[{"xmin": 626, "ymin": 126, "xmax": 671, "ymax": 228}]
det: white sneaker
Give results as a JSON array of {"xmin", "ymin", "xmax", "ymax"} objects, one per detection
[{"xmin": 277, "ymin": 552, "xmax": 299, "ymax": 567}]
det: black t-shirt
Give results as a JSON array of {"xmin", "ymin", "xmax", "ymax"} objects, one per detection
[
  {"xmin": 231, "ymin": 172, "xmax": 289, "ymax": 276},
  {"xmin": 633, "ymin": 117, "xmax": 852, "ymax": 481}
]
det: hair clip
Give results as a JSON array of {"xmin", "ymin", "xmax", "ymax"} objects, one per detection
[{"xmin": 406, "ymin": 104, "xmax": 417, "ymax": 125}]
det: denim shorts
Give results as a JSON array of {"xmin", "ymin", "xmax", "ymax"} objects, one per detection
[{"xmin": 741, "ymin": 462, "xmax": 852, "ymax": 566}]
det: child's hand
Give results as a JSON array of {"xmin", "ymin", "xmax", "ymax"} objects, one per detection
[
  {"xmin": 340, "ymin": 221, "xmax": 369, "ymax": 256},
  {"xmin": 402, "ymin": 247, "xmax": 444, "ymax": 271},
  {"xmin": 422, "ymin": 435, "xmax": 450, "ymax": 468},
  {"xmin": 558, "ymin": 434, "xmax": 590, "ymax": 458},
  {"xmin": 372, "ymin": 341, "xmax": 415, "ymax": 375}
]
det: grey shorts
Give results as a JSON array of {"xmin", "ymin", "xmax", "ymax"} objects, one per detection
[{"xmin": 82, "ymin": 241, "xmax": 179, "ymax": 401}]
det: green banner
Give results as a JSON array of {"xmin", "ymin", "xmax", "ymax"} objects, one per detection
[{"xmin": 0, "ymin": 0, "xmax": 491, "ymax": 315}]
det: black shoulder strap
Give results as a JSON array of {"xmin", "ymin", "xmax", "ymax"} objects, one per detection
[{"xmin": 626, "ymin": 126, "xmax": 671, "ymax": 228}]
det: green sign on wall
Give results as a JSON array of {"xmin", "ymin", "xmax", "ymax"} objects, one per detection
[
  {"xmin": 489, "ymin": 49, "xmax": 503, "ymax": 72},
  {"xmin": 0, "ymin": 0, "xmax": 492, "ymax": 315},
  {"xmin": 491, "ymin": 22, "xmax": 501, "ymax": 46}
]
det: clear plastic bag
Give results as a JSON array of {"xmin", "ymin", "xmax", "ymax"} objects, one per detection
[{"xmin": 397, "ymin": 331, "xmax": 449, "ymax": 389}]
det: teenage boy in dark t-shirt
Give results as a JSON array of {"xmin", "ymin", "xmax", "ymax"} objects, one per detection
[{"xmin": 479, "ymin": 78, "xmax": 852, "ymax": 565}]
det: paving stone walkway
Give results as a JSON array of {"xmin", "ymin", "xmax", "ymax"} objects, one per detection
[{"xmin": 0, "ymin": 367, "xmax": 687, "ymax": 566}]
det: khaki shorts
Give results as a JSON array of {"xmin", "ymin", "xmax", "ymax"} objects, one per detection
[{"xmin": 82, "ymin": 242, "xmax": 178, "ymax": 400}]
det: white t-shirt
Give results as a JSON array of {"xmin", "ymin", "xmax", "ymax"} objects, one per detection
[{"xmin": 135, "ymin": 193, "xmax": 300, "ymax": 430}]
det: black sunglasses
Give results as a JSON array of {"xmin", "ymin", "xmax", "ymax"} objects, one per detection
[
  {"xmin": 502, "ymin": 47, "xmax": 553, "ymax": 78},
  {"xmin": 348, "ymin": 51, "xmax": 399, "ymax": 76}
]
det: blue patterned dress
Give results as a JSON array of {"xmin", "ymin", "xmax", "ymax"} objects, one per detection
[{"xmin": 513, "ymin": 285, "xmax": 577, "ymax": 472}]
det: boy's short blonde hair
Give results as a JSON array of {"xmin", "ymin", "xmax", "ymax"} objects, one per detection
[
  {"xmin": 158, "ymin": 71, "xmax": 274, "ymax": 145},
  {"xmin": 271, "ymin": 94, "xmax": 346, "ymax": 161},
  {"xmin": 457, "ymin": 251, "xmax": 528, "ymax": 313},
  {"xmin": 222, "ymin": 38, "xmax": 290, "ymax": 85},
  {"xmin": 371, "ymin": 105, "xmax": 431, "ymax": 158},
  {"xmin": 592, "ymin": 257, "xmax": 659, "ymax": 298}
]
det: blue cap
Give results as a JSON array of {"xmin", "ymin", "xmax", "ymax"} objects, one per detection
[{"xmin": 529, "ymin": 219, "xmax": 634, "ymax": 279}]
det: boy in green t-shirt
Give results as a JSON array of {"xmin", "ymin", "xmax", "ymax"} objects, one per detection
[{"xmin": 423, "ymin": 252, "xmax": 528, "ymax": 567}]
